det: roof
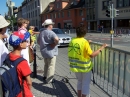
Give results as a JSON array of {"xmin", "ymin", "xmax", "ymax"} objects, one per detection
[
  {"xmin": 41, "ymin": 0, "xmax": 85, "ymax": 15},
  {"xmin": 41, "ymin": 1, "xmax": 55, "ymax": 14},
  {"xmin": 63, "ymin": 0, "xmax": 85, "ymax": 10}
]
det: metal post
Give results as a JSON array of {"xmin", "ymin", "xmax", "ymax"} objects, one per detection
[
  {"xmin": 111, "ymin": 3, "xmax": 114, "ymax": 47},
  {"xmin": 69, "ymin": 29, "xmax": 70, "ymax": 35},
  {"xmin": 33, "ymin": 47, "xmax": 37, "ymax": 78},
  {"xmin": 11, "ymin": 20, "xmax": 14, "ymax": 32}
]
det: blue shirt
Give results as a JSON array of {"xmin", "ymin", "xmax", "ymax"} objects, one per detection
[{"xmin": 39, "ymin": 29, "xmax": 58, "ymax": 58}]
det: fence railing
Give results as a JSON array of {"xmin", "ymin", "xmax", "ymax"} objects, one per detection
[
  {"xmin": 91, "ymin": 42, "xmax": 130, "ymax": 97},
  {"xmin": 62, "ymin": 29, "xmax": 76, "ymax": 34}
]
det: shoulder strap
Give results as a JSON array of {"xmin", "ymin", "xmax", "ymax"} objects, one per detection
[
  {"xmin": 12, "ymin": 57, "xmax": 26, "ymax": 67},
  {"xmin": 4, "ymin": 55, "xmax": 25, "ymax": 68}
]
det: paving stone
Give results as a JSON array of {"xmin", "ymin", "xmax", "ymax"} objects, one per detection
[{"xmin": 30, "ymin": 47, "xmax": 110, "ymax": 97}]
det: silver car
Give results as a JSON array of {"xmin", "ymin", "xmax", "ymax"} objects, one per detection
[{"xmin": 39, "ymin": 28, "xmax": 72, "ymax": 46}]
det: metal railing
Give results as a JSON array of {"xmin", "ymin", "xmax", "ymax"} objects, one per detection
[
  {"xmin": 62, "ymin": 29, "xmax": 76, "ymax": 34},
  {"xmin": 91, "ymin": 42, "xmax": 130, "ymax": 97}
]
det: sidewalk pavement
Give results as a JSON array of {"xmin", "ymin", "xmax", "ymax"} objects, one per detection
[{"xmin": 30, "ymin": 47, "xmax": 110, "ymax": 97}]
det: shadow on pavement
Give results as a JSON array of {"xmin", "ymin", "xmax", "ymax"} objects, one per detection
[{"xmin": 32, "ymin": 74, "xmax": 77, "ymax": 97}]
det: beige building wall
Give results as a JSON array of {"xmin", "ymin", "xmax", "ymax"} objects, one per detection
[
  {"xmin": 39, "ymin": 0, "xmax": 55, "ymax": 14},
  {"xmin": 98, "ymin": 0, "xmax": 130, "ymax": 20}
]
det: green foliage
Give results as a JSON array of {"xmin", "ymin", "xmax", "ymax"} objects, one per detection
[{"xmin": 8, "ymin": 15, "xmax": 17, "ymax": 26}]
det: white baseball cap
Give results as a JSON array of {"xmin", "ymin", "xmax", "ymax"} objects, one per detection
[
  {"xmin": 42, "ymin": 19, "xmax": 55, "ymax": 26},
  {"xmin": 0, "ymin": 15, "xmax": 10, "ymax": 29}
]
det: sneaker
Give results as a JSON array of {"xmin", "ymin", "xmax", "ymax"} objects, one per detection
[{"xmin": 46, "ymin": 79, "xmax": 55, "ymax": 84}]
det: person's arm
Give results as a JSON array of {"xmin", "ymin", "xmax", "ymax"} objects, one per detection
[
  {"xmin": 90, "ymin": 43, "xmax": 107, "ymax": 58},
  {"xmin": 50, "ymin": 36, "xmax": 59, "ymax": 48},
  {"xmin": 25, "ymin": 75, "xmax": 32, "ymax": 90},
  {"xmin": 17, "ymin": 61, "xmax": 32, "ymax": 90},
  {"xmin": 50, "ymin": 31, "xmax": 59, "ymax": 48},
  {"xmin": 2, "ymin": 34, "xmax": 8, "ymax": 39},
  {"xmin": 32, "ymin": 31, "xmax": 40, "ymax": 35}
]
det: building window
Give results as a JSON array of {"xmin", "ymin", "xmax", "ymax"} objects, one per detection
[
  {"xmin": 86, "ymin": 8, "xmax": 95, "ymax": 20},
  {"xmin": 79, "ymin": 10, "xmax": 83, "ymax": 16},
  {"xmin": 38, "ymin": 0, "xmax": 40, "ymax": 6},
  {"xmin": 29, "ymin": 13, "xmax": 30, "ymax": 18},
  {"xmin": 55, "ymin": 13, "xmax": 56, "ymax": 18},
  {"xmin": 86, "ymin": 0, "xmax": 95, "ymax": 7},
  {"xmin": 36, "ymin": 20, "xmax": 38, "ymax": 26},
  {"xmin": 33, "ymin": 11, "xmax": 34, "ymax": 17},
  {"xmin": 102, "ymin": 1, "xmax": 109, "ymax": 10},
  {"xmin": 50, "ymin": 14, "xmax": 52, "ymax": 18},
  {"xmin": 35, "ymin": 10, "xmax": 37, "ymax": 16},
  {"xmin": 42, "ymin": 17, "xmax": 44, "ymax": 21},
  {"xmin": 117, "ymin": 0, "xmax": 123, "ymax": 7},
  {"xmin": 62, "ymin": 12, "xmax": 64, "ymax": 17},
  {"xmin": 45, "ymin": 15, "xmax": 47, "ymax": 19},
  {"xmin": 124, "ymin": 0, "xmax": 130, "ymax": 7},
  {"xmin": 31, "ymin": 12, "xmax": 32, "ymax": 18},
  {"xmin": 117, "ymin": 0, "xmax": 130, "ymax": 7},
  {"xmin": 67, "ymin": 11, "xmax": 70, "ymax": 17},
  {"xmin": 35, "ymin": 1, "xmax": 37, "ymax": 8},
  {"xmin": 56, "ymin": 3, "xmax": 59, "ymax": 8},
  {"xmin": 58, "ymin": 12, "xmax": 60, "ymax": 18}
]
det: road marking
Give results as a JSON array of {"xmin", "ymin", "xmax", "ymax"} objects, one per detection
[
  {"xmin": 114, "ymin": 40, "xmax": 120, "ymax": 41},
  {"xmin": 123, "ymin": 40, "xmax": 130, "ymax": 42}
]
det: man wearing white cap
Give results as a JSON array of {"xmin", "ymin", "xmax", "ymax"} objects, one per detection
[
  {"xmin": 38, "ymin": 19, "xmax": 59, "ymax": 83},
  {"xmin": 0, "ymin": 15, "xmax": 10, "ymax": 97}
]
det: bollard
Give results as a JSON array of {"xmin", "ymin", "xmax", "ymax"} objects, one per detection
[{"xmin": 33, "ymin": 47, "xmax": 37, "ymax": 78}]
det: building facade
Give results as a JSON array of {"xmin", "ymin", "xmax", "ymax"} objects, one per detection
[
  {"xmin": 85, "ymin": 0, "xmax": 98, "ymax": 30},
  {"xmin": 41, "ymin": 0, "xmax": 87, "ymax": 29},
  {"xmin": 26, "ymin": 0, "xmax": 41, "ymax": 28},
  {"xmin": 17, "ymin": 6, "xmax": 22, "ymax": 19},
  {"xmin": 85, "ymin": 0, "xmax": 130, "ymax": 30},
  {"xmin": 17, "ymin": 0, "xmax": 55, "ymax": 29}
]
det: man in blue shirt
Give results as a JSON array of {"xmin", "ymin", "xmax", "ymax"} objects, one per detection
[{"xmin": 38, "ymin": 19, "xmax": 59, "ymax": 83}]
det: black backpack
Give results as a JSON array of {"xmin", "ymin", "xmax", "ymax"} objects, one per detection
[{"xmin": 0, "ymin": 55, "xmax": 25, "ymax": 97}]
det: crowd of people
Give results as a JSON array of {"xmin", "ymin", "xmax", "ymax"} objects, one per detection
[{"xmin": 0, "ymin": 15, "xmax": 107, "ymax": 97}]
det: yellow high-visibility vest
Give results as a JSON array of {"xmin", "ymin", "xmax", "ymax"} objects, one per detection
[{"xmin": 68, "ymin": 38, "xmax": 93, "ymax": 72}]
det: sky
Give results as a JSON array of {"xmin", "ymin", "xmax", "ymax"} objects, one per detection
[{"xmin": 0, "ymin": 0, "xmax": 23, "ymax": 16}]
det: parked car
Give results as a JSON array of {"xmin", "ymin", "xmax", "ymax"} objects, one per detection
[{"xmin": 39, "ymin": 28, "xmax": 72, "ymax": 46}]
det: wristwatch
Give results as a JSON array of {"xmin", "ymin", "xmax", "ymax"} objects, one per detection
[{"xmin": 99, "ymin": 49, "xmax": 102, "ymax": 52}]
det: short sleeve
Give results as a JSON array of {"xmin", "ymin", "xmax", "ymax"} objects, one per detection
[
  {"xmin": 83, "ymin": 41, "xmax": 93, "ymax": 59},
  {"xmin": 17, "ymin": 60, "xmax": 32, "ymax": 77},
  {"xmin": 51, "ymin": 31, "xmax": 57, "ymax": 40}
]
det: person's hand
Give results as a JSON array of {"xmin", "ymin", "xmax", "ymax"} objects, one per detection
[
  {"xmin": 2, "ymin": 34, "xmax": 8, "ymax": 39},
  {"xmin": 50, "ymin": 43, "xmax": 56, "ymax": 48},
  {"xmin": 102, "ymin": 43, "xmax": 108, "ymax": 48},
  {"xmin": 30, "ymin": 46, "xmax": 33, "ymax": 50},
  {"xmin": 88, "ymin": 40, "xmax": 92, "ymax": 43}
]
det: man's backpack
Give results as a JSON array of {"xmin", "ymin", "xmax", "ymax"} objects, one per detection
[{"xmin": 0, "ymin": 55, "xmax": 25, "ymax": 97}]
